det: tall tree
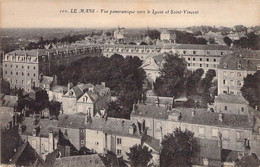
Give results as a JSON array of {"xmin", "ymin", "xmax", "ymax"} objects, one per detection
[
  {"xmin": 154, "ymin": 53, "xmax": 186, "ymax": 97},
  {"xmin": 126, "ymin": 144, "xmax": 153, "ymax": 167},
  {"xmin": 241, "ymin": 71, "xmax": 260, "ymax": 110},
  {"xmin": 160, "ymin": 128, "xmax": 200, "ymax": 167},
  {"xmin": 223, "ymin": 36, "xmax": 232, "ymax": 46}
]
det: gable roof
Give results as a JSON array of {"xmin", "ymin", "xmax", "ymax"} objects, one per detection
[
  {"xmin": 131, "ymin": 104, "xmax": 168, "ymax": 119},
  {"xmin": 215, "ymin": 94, "xmax": 248, "ymax": 104}
]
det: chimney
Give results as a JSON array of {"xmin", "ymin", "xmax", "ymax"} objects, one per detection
[
  {"xmin": 191, "ymin": 110, "xmax": 196, "ymax": 117},
  {"xmin": 49, "ymin": 131, "xmax": 54, "ymax": 152},
  {"xmin": 219, "ymin": 113, "xmax": 223, "ymax": 122},
  {"xmin": 65, "ymin": 146, "xmax": 70, "ymax": 157},
  {"xmin": 101, "ymin": 82, "xmax": 105, "ymax": 87},
  {"xmin": 67, "ymin": 82, "xmax": 72, "ymax": 91}
]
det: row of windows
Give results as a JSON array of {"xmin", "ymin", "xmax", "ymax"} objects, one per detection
[
  {"xmin": 4, "ymin": 64, "xmax": 36, "ymax": 70},
  {"xmin": 198, "ymin": 127, "xmax": 244, "ymax": 140},
  {"xmin": 223, "ymin": 106, "xmax": 245, "ymax": 112},
  {"xmin": 183, "ymin": 51, "xmax": 224, "ymax": 55},
  {"xmin": 188, "ymin": 63, "xmax": 217, "ymax": 68},
  {"xmin": 187, "ymin": 57, "xmax": 217, "ymax": 62},
  {"xmin": 223, "ymin": 71, "xmax": 242, "ymax": 77},
  {"xmin": 223, "ymin": 80, "xmax": 242, "ymax": 86},
  {"xmin": 5, "ymin": 71, "xmax": 36, "ymax": 77}
]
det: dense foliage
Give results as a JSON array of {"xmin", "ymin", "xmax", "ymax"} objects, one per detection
[
  {"xmin": 233, "ymin": 32, "xmax": 260, "ymax": 50},
  {"xmin": 153, "ymin": 53, "xmax": 187, "ymax": 97},
  {"xmin": 52, "ymin": 54, "xmax": 146, "ymax": 118},
  {"xmin": 160, "ymin": 128, "xmax": 200, "ymax": 167},
  {"xmin": 126, "ymin": 144, "xmax": 153, "ymax": 167},
  {"xmin": 241, "ymin": 71, "xmax": 260, "ymax": 110}
]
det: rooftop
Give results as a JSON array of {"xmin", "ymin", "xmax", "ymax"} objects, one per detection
[
  {"xmin": 215, "ymin": 94, "xmax": 248, "ymax": 104},
  {"xmin": 132, "ymin": 104, "xmax": 253, "ymax": 129},
  {"xmin": 21, "ymin": 117, "xmax": 59, "ymax": 138},
  {"xmin": 174, "ymin": 44, "xmax": 230, "ymax": 50},
  {"xmin": 142, "ymin": 135, "xmax": 160, "ymax": 152},
  {"xmin": 53, "ymin": 154, "xmax": 106, "ymax": 167}
]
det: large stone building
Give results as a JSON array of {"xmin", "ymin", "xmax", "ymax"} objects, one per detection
[
  {"xmin": 217, "ymin": 51, "xmax": 260, "ymax": 95},
  {"xmin": 130, "ymin": 104, "xmax": 260, "ymax": 166},
  {"xmin": 62, "ymin": 82, "xmax": 111, "ymax": 116},
  {"xmin": 2, "ymin": 45, "xmax": 102, "ymax": 92}
]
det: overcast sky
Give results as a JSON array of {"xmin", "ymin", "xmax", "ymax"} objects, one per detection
[{"xmin": 1, "ymin": 0, "xmax": 260, "ymax": 28}]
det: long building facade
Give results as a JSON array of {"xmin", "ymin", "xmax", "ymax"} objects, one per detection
[{"xmin": 2, "ymin": 45, "xmax": 102, "ymax": 92}]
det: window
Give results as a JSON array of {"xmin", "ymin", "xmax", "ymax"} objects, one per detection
[
  {"xmin": 11, "ymin": 72, "xmax": 13, "ymax": 75},
  {"xmin": 117, "ymin": 138, "xmax": 122, "ymax": 145},
  {"xmin": 237, "ymin": 81, "xmax": 242, "ymax": 86},
  {"xmin": 28, "ymin": 66, "xmax": 30, "ymax": 69},
  {"xmin": 200, "ymin": 58, "xmax": 202, "ymax": 61},
  {"xmin": 16, "ymin": 80, "xmax": 18, "ymax": 84},
  {"xmin": 22, "ymin": 72, "xmax": 24, "ymax": 76},
  {"xmin": 33, "ymin": 73, "xmax": 36, "ymax": 77},
  {"xmin": 81, "ymin": 140, "xmax": 84, "ymax": 144},
  {"xmin": 199, "ymin": 127, "xmax": 205, "ymax": 135},
  {"xmin": 188, "ymin": 63, "xmax": 190, "ymax": 66},
  {"xmin": 22, "ymin": 80, "xmax": 24, "ymax": 84},
  {"xmin": 237, "ymin": 131, "xmax": 243, "ymax": 141},
  {"xmin": 95, "ymin": 142, "xmax": 99, "ymax": 145},
  {"xmin": 188, "ymin": 58, "xmax": 190, "ymax": 61},
  {"xmin": 206, "ymin": 58, "xmax": 209, "ymax": 61},
  {"xmin": 224, "ymin": 106, "xmax": 227, "ymax": 110},
  {"xmin": 81, "ymin": 129, "xmax": 84, "ymax": 133},
  {"xmin": 200, "ymin": 64, "xmax": 202, "ymax": 67},
  {"xmin": 193, "ymin": 51, "xmax": 196, "ymax": 54},
  {"xmin": 223, "ymin": 71, "xmax": 228, "ymax": 76},
  {"xmin": 237, "ymin": 72, "xmax": 242, "ymax": 77},
  {"xmin": 223, "ymin": 80, "xmax": 226, "ymax": 85},
  {"xmin": 214, "ymin": 59, "xmax": 216, "ymax": 62},
  {"xmin": 221, "ymin": 52, "xmax": 224, "ymax": 55},
  {"xmin": 22, "ymin": 66, "xmax": 24, "ymax": 69},
  {"xmin": 16, "ymin": 72, "xmax": 18, "ymax": 75},
  {"xmin": 193, "ymin": 58, "xmax": 195, "ymax": 61},
  {"xmin": 212, "ymin": 128, "xmax": 218, "ymax": 137},
  {"xmin": 5, "ymin": 71, "xmax": 7, "ymax": 74},
  {"xmin": 206, "ymin": 64, "xmax": 209, "ymax": 67},
  {"xmin": 183, "ymin": 51, "xmax": 186, "ymax": 54},
  {"xmin": 11, "ymin": 79, "xmax": 13, "ymax": 84},
  {"xmin": 241, "ymin": 107, "xmax": 244, "ymax": 112},
  {"xmin": 11, "ymin": 65, "xmax": 12, "ymax": 68},
  {"xmin": 28, "ymin": 73, "xmax": 30, "ymax": 76},
  {"xmin": 5, "ymin": 64, "xmax": 7, "ymax": 67},
  {"xmin": 16, "ymin": 65, "xmax": 18, "ymax": 68},
  {"xmin": 230, "ymin": 72, "xmax": 234, "ymax": 77},
  {"xmin": 237, "ymin": 64, "xmax": 241, "ymax": 69},
  {"xmin": 33, "ymin": 66, "xmax": 36, "ymax": 70},
  {"xmin": 230, "ymin": 80, "xmax": 234, "ymax": 86},
  {"xmin": 117, "ymin": 149, "xmax": 122, "ymax": 156}
]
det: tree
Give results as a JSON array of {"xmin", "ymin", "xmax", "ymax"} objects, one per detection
[
  {"xmin": 1, "ymin": 79, "xmax": 11, "ymax": 95},
  {"xmin": 186, "ymin": 68, "xmax": 204, "ymax": 96},
  {"xmin": 223, "ymin": 36, "xmax": 232, "ymax": 46},
  {"xmin": 154, "ymin": 53, "xmax": 186, "ymax": 97},
  {"xmin": 160, "ymin": 128, "xmax": 200, "ymax": 167},
  {"xmin": 126, "ymin": 144, "xmax": 153, "ymax": 167},
  {"xmin": 241, "ymin": 71, "xmax": 260, "ymax": 110},
  {"xmin": 208, "ymin": 37, "xmax": 215, "ymax": 44},
  {"xmin": 48, "ymin": 100, "xmax": 61, "ymax": 117}
]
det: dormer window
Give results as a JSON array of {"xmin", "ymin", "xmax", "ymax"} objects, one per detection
[
  {"xmin": 32, "ymin": 129, "xmax": 37, "ymax": 136},
  {"xmin": 223, "ymin": 63, "xmax": 228, "ymax": 68},
  {"xmin": 237, "ymin": 63, "xmax": 242, "ymax": 69},
  {"xmin": 83, "ymin": 96, "xmax": 88, "ymax": 102}
]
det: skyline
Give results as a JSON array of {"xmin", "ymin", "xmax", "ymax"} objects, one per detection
[{"xmin": 1, "ymin": 0, "xmax": 260, "ymax": 29}]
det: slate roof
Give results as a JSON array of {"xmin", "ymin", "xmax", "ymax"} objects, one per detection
[
  {"xmin": 146, "ymin": 96, "xmax": 174, "ymax": 106},
  {"xmin": 1, "ymin": 95, "xmax": 18, "ymax": 107},
  {"xmin": 215, "ymin": 94, "xmax": 248, "ymax": 104},
  {"xmin": 218, "ymin": 52, "xmax": 260, "ymax": 71},
  {"xmin": 9, "ymin": 142, "xmax": 28, "ymax": 164},
  {"xmin": 8, "ymin": 49, "xmax": 48, "ymax": 57},
  {"xmin": 132, "ymin": 105, "xmax": 253, "ymax": 129},
  {"xmin": 58, "ymin": 113, "xmax": 86, "ymax": 129},
  {"xmin": 40, "ymin": 76, "xmax": 53, "ymax": 85},
  {"xmin": 131, "ymin": 104, "xmax": 168, "ymax": 119},
  {"xmin": 53, "ymin": 154, "xmax": 106, "ymax": 167},
  {"xmin": 50, "ymin": 85, "xmax": 68, "ymax": 93},
  {"xmin": 174, "ymin": 44, "xmax": 229, "ymax": 50},
  {"xmin": 142, "ymin": 135, "xmax": 160, "ymax": 152},
  {"xmin": 21, "ymin": 117, "xmax": 59, "ymax": 138}
]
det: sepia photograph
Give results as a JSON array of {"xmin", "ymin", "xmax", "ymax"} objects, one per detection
[{"xmin": 0, "ymin": 0, "xmax": 260, "ymax": 166}]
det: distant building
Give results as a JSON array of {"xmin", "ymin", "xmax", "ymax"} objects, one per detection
[
  {"xmin": 160, "ymin": 29, "xmax": 176, "ymax": 42},
  {"xmin": 2, "ymin": 46, "xmax": 101, "ymax": 92},
  {"xmin": 114, "ymin": 27, "xmax": 143, "ymax": 42},
  {"xmin": 18, "ymin": 117, "xmax": 59, "ymax": 159},
  {"xmin": 62, "ymin": 82, "xmax": 111, "ymax": 116},
  {"xmin": 217, "ymin": 51, "xmax": 260, "ymax": 95},
  {"xmin": 145, "ymin": 90, "xmax": 174, "ymax": 109},
  {"xmin": 48, "ymin": 85, "xmax": 68, "ymax": 102}
]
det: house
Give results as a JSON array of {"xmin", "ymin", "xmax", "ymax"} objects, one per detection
[
  {"xmin": 217, "ymin": 50, "xmax": 260, "ymax": 95},
  {"xmin": 39, "ymin": 75, "xmax": 57, "ymax": 91},
  {"xmin": 160, "ymin": 29, "xmax": 176, "ymax": 42},
  {"xmin": 141, "ymin": 134, "xmax": 160, "ymax": 166},
  {"xmin": 62, "ymin": 82, "xmax": 111, "ymax": 116},
  {"xmin": 130, "ymin": 104, "xmax": 260, "ymax": 166},
  {"xmin": 48, "ymin": 85, "xmax": 68, "ymax": 102},
  {"xmin": 213, "ymin": 94, "xmax": 249, "ymax": 115},
  {"xmin": 18, "ymin": 117, "xmax": 59, "ymax": 159}
]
